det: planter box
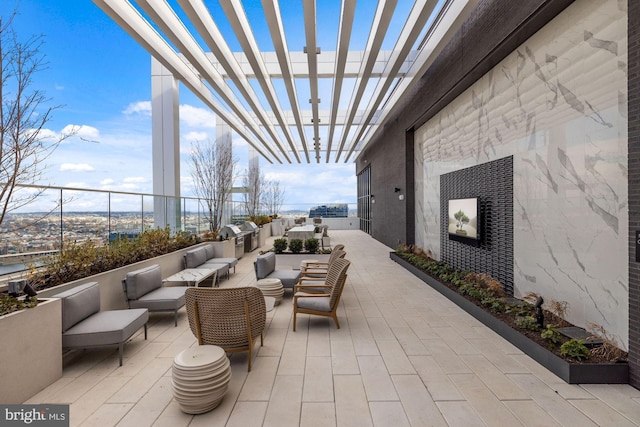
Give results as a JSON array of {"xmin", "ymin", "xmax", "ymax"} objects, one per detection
[
  {"xmin": 275, "ymin": 253, "xmax": 330, "ymax": 270},
  {"xmin": 259, "ymin": 226, "xmax": 271, "ymax": 248},
  {"xmin": 37, "ymin": 244, "xmax": 212, "ymax": 311},
  {"xmin": 390, "ymin": 252, "xmax": 629, "ymax": 384},
  {"xmin": 0, "ymin": 298, "xmax": 62, "ymax": 403},
  {"xmin": 210, "ymin": 239, "xmax": 235, "ymax": 258}
]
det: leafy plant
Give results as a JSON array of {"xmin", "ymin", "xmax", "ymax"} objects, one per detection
[
  {"xmin": 515, "ymin": 316, "xmax": 540, "ymax": 331},
  {"xmin": 288, "ymin": 239, "xmax": 303, "ymax": 254},
  {"xmin": 273, "ymin": 238, "xmax": 288, "ymax": 254},
  {"xmin": 304, "ymin": 238, "xmax": 319, "ymax": 254},
  {"xmin": 481, "ymin": 296, "xmax": 506, "ymax": 313},
  {"xmin": 560, "ymin": 339, "xmax": 590, "ymax": 361},
  {"xmin": 505, "ymin": 301, "xmax": 534, "ymax": 317},
  {"xmin": 541, "ymin": 324, "xmax": 562, "ymax": 348}
]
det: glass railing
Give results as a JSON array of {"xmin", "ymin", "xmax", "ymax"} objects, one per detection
[{"xmin": 0, "ymin": 183, "xmax": 357, "ymax": 276}]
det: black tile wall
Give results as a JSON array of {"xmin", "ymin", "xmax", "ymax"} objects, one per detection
[{"xmin": 440, "ymin": 156, "xmax": 514, "ymax": 295}]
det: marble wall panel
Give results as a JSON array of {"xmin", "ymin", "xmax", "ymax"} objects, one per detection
[{"xmin": 414, "ymin": 0, "xmax": 628, "ymax": 347}]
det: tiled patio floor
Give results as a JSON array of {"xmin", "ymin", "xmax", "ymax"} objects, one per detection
[{"xmin": 27, "ymin": 230, "xmax": 640, "ymax": 426}]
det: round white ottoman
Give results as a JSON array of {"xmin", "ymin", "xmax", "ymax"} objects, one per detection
[
  {"xmin": 256, "ymin": 278, "xmax": 285, "ymax": 305},
  {"xmin": 172, "ymin": 345, "xmax": 231, "ymax": 414}
]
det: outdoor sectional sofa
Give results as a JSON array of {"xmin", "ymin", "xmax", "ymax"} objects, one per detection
[
  {"xmin": 183, "ymin": 244, "xmax": 238, "ymax": 282},
  {"xmin": 122, "ymin": 264, "xmax": 187, "ymax": 326},
  {"xmin": 53, "ymin": 281, "xmax": 148, "ymax": 366}
]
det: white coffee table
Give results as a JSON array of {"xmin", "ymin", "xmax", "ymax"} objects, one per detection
[{"xmin": 163, "ymin": 268, "xmax": 217, "ymax": 287}]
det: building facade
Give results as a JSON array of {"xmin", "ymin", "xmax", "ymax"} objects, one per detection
[{"xmin": 356, "ymin": 0, "xmax": 640, "ymax": 387}]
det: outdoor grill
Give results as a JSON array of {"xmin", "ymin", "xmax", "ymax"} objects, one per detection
[
  {"xmin": 219, "ymin": 224, "xmax": 245, "ymax": 259},
  {"xmin": 239, "ymin": 221, "xmax": 259, "ymax": 252}
]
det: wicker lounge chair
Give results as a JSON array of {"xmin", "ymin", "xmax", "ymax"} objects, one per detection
[
  {"xmin": 185, "ymin": 287, "xmax": 266, "ymax": 372},
  {"xmin": 293, "ymin": 258, "xmax": 350, "ymax": 331}
]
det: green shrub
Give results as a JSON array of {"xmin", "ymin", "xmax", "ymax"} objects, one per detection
[
  {"xmin": 515, "ymin": 316, "xmax": 540, "ymax": 331},
  {"xmin": 288, "ymin": 239, "xmax": 303, "ymax": 254},
  {"xmin": 560, "ymin": 339, "xmax": 590, "ymax": 361},
  {"xmin": 481, "ymin": 296, "xmax": 506, "ymax": 313},
  {"xmin": 541, "ymin": 324, "xmax": 562, "ymax": 348},
  {"xmin": 506, "ymin": 302, "xmax": 534, "ymax": 317},
  {"xmin": 29, "ymin": 227, "xmax": 196, "ymax": 290},
  {"xmin": 304, "ymin": 238, "xmax": 319, "ymax": 254},
  {"xmin": 273, "ymin": 238, "xmax": 288, "ymax": 254}
]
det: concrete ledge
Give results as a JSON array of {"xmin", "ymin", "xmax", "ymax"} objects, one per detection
[{"xmin": 0, "ymin": 298, "xmax": 62, "ymax": 403}]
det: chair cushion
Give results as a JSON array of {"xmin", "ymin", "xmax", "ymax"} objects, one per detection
[
  {"xmin": 53, "ymin": 282, "xmax": 101, "ymax": 332},
  {"xmin": 268, "ymin": 269, "xmax": 301, "ymax": 288},
  {"xmin": 62, "ymin": 308, "xmax": 148, "ymax": 348},
  {"xmin": 200, "ymin": 262, "xmax": 229, "ymax": 278},
  {"xmin": 184, "ymin": 247, "xmax": 207, "ymax": 268},
  {"xmin": 295, "ymin": 293, "xmax": 331, "ymax": 312},
  {"xmin": 125, "ymin": 265, "xmax": 162, "ymax": 300},
  {"xmin": 128, "ymin": 286, "xmax": 187, "ymax": 311},
  {"xmin": 209, "ymin": 258, "xmax": 238, "ymax": 269},
  {"xmin": 255, "ymin": 252, "xmax": 276, "ymax": 279},
  {"xmin": 203, "ymin": 243, "xmax": 215, "ymax": 260}
]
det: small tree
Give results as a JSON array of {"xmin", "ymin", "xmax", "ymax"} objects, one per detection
[
  {"xmin": 242, "ymin": 162, "xmax": 266, "ymax": 218},
  {"xmin": 454, "ymin": 209, "xmax": 469, "ymax": 230},
  {"xmin": 0, "ymin": 10, "xmax": 74, "ymax": 227},
  {"xmin": 263, "ymin": 179, "xmax": 286, "ymax": 217},
  {"xmin": 190, "ymin": 138, "xmax": 236, "ymax": 232}
]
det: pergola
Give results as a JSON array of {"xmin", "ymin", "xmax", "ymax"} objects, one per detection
[
  {"xmin": 91, "ymin": 0, "xmax": 478, "ymax": 227},
  {"xmin": 93, "ymin": 0, "xmax": 477, "ymax": 164}
]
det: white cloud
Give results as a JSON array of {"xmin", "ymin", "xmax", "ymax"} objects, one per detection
[
  {"xmin": 62, "ymin": 124, "xmax": 100, "ymax": 141},
  {"xmin": 55, "ymin": 84, "xmax": 64, "ymax": 90},
  {"xmin": 100, "ymin": 178, "xmax": 115, "ymax": 185},
  {"xmin": 119, "ymin": 182, "xmax": 141, "ymax": 190},
  {"xmin": 64, "ymin": 182, "xmax": 87, "ymax": 188},
  {"xmin": 123, "ymin": 101, "xmax": 151, "ymax": 116},
  {"xmin": 179, "ymin": 104, "xmax": 216, "ymax": 128},
  {"xmin": 183, "ymin": 131, "xmax": 209, "ymax": 142},
  {"xmin": 123, "ymin": 176, "xmax": 146, "ymax": 183},
  {"xmin": 60, "ymin": 163, "xmax": 94, "ymax": 172}
]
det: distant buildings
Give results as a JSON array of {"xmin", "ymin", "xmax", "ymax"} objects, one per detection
[{"xmin": 309, "ymin": 204, "xmax": 348, "ymax": 218}]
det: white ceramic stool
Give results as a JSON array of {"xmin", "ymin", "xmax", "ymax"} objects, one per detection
[
  {"xmin": 256, "ymin": 278, "xmax": 284, "ymax": 305},
  {"xmin": 172, "ymin": 345, "xmax": 231, "ymax": 414}
]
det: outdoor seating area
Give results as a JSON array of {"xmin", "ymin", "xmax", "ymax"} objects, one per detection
[
  {"xmin": 25, "ymin": 230, "xmax": 640, "ymax": 426},
  {"xmin": 122, "ymin": 264, "xmax": 189, "ymax": 327}
]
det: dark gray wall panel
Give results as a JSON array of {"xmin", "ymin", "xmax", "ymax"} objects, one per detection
[{"xmin": 440, "ymin": 156, "xmax": 514, "ymax": 294}]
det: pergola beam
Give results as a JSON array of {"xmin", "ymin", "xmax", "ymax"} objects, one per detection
[
  {"xmin": 325, "ymin": 0, "xmax": 356, "ymax": 162},
  {"xmin": 335, "ymin": 0, "xmax": 398, "ymax": 161},
  {"xmin": 93, "ymin": 0, "xmax": 276, "ymax": 163},
  {"xmin": 343, "ymin": 0, "xmax": 437, "ymax": 161},
  {"xmin": 261, "ymin": 0, "xmax": 309, "ymax": 162},
  {"xmin": 303, "ymin": 0, "xmax": 320, "ymax": 162},
  {"xmin": 176, "ymin": 0, "xmax": 292, "ymax": 163},
  {"xmin": 136, "ymin": 0, "xmax": 285, "ymax": 163},
  {"xmin": 218, "ymin": 0, "xmax": 302, "ymax": 162},
  {"xmin": 348, "ymin": 0, "xmax": 481, "ymax": 159}
]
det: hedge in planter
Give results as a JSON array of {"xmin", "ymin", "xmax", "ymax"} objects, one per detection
[{"xmin": 391, "ymin": 245, "xmax": 629, "ymax": 384}]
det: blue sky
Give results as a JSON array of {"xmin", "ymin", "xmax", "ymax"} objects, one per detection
[{"xmin": 3, "ymin": 0, "xmax": 379, "ymax": 212}]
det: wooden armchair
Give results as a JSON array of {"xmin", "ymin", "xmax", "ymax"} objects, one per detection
[
  {"xmin": 293, "ymin": 258, "xmax": 350, "ymax": 331},
  {"xmin": 185, "ymin": 287, "xmax": 266, "ymax": 371},
  {"xmin": 297, "ymin": 249, "xmax": 347, "ymax": 293},
  {"xmin": 300, "ymin": 249, "xmax": 346, "ymax": 278}
]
